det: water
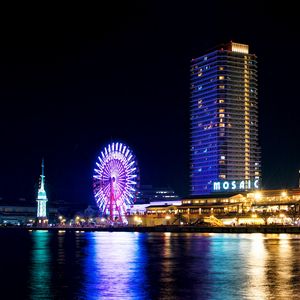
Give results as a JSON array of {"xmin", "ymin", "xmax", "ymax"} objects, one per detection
[{"xmin": 1, "ymin": 230, "xmax": 300, "ymax": 299}]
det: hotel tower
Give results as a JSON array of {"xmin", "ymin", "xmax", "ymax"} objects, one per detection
[{"xmin": 190, "ymin": 42, "xmax": 260, "ymax": 195}]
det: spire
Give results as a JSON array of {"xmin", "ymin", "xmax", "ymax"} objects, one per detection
[
  {"xmin": 42, "ymin": 158, "xmax": 44, "ymax": 176},
  {"xmin": 40, "ymin": 158, "xmax": 45, "ymax": 191}
]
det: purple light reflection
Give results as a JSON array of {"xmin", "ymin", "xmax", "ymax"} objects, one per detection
[{"xmin": 81, "ymin": 232, "xmax": 148, "ymax": 299}]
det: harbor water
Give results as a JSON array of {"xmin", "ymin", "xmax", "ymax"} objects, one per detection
[{"xmin": 1, "ymin": 230, "xmax": 300, "ymax": 299}]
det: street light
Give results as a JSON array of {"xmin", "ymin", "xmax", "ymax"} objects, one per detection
[
  {"xmin": 74, "ymin": 216, "xmax": 80, "ymax": 225},
  {"xmin": 254, "ymin": 192, "xmax": 262, "ymax": 201},
  {"xmin": 134, "ymin": 216, "xmax": 142, "ymax": 225},
  {"xmin": 281, "ymin": 191, "xmax": 287, "ymax": 198}
]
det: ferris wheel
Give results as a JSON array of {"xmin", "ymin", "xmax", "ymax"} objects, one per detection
[{"xmin": 93, "ymin": 142, "xmax": 139, "ymax": 223}]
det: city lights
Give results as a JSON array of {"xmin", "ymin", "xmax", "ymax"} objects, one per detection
[
  {"xmin": 281, "ymin": 191, "xmax": 287, "ymax": 197},
  {"xmin": 254, "ymin": 192, "xmax": 262, "ymax": 201},
  {"xmin": 134, "ymin": 216, "xmax": 142, "ymax": 225}
]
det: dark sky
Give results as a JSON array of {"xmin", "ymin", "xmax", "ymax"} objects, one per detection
[{"xmin": 0, "ymin": 1, "xmax": 299, "ymax": 205}]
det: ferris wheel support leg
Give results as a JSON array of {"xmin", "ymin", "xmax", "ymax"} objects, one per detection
[
  {"xmin": 116, "ymin": 204, "xmax": 123, "ymax": 223},
  {"xmin": 103, "ymin": 201, "xmax": 109, "ymax": 218},
  {"xmin": 110, "ymin": 179, "xmax": 114, "ymax": 222},
  {"xmin": 110, "ymin": 195, "xmax": 114, "ymax": 222}
]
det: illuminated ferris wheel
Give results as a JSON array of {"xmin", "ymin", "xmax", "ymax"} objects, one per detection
[{"xmin": 93, "ymin": 142, "xmax": 139, "ymax": 223}]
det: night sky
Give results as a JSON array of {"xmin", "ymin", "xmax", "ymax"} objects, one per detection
[{"xmin": 0, "ymin": 1, "xmax": 299, "ymax": 205}]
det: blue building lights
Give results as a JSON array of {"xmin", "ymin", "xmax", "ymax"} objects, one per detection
[
  {"xmin": 36, "ymin": 159, "xmax": 48, "ymax": 219},
  {"xmin": 190, "ymin": 42, "xmax": 261, "ymax": 195}
]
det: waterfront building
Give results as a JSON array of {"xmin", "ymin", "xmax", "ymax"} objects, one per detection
[
  {"xmin": 128, "ymin": 189, "xmax": 300, "ymax": 226},
  {"xmin": 130, "ymin": 185, "xmax": 181, "ymax": 214},
  {"xmin": 0, "ymin": 198, "xmax": 57, "ymax": 226},
  {"xmin": 181, "ymin": 189, "xmax": 300, "ymax": 225},
  {"xmin": 190, "ymin": 42, "xmax": 260, "ymax": 195},
  {"xmin": 36, "ymin": 159, "xmax": 48, "ymax": 224},
  {"xmin": 135, "ymin": 185, "xmax": 181, "ymax": 204}
]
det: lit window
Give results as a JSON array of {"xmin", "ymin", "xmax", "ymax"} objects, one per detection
[
  {"xmin": 219, "ymin": 109, "xmax": 225, "ymax": 113},
  {"xmin": 219, "ymin": 66, "xmax": 224, "ymax": 70},
  {"xmin": 221, "ymin": 155, "xmax": 225, "ymax": 160},
  {"xmin": 219, "ymin": 174, "xmax": 226, "ymax": 179},
  {"xmin": 219, "ymin": 123, "xmax": 225, "ymax": 127},
  {"xmin": 219, "ymin": 114, "xmax": 224, "ymax": 118},
  {"xmin": 198, "ymin": 72, "xmax": 202, "ymax": 77},
  {"xmin": 219, "ymin": 99, "xmax": 225, "ymax": 103},
  {"xmin": 204, "ymin": 56, "xmax": 208, "ymax": 61},
  {"xmin": 219, "ymin": 76, "xmax": 225, "ymax": 80}
]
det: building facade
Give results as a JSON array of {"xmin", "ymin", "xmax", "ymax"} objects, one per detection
[
  {"xmin": 127, "ymin": 189, "xmax": 300, "ymax": 226},
  {"xmin": 190, "ymin": 42, "xmax": 260, "ymax": 195},
  {"xmin": 130, "ymin": 185, "xmax": 181, "ymax": 214},
  {"xmin": 0, "ymin": 199, "xmax": 58, "ymax": 226},
  {"xmin": 135, "ymin": 185, "xmax": 180, "ymax": 205}
]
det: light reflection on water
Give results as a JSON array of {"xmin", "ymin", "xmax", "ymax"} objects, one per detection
[
  {"xmin": 1, "ymin": 231, "xmax": 300, "ymax": 299},
  {"xmin": 247, "ymin": 234, "xmax": 268, "ymax": 299},
  {"xmin": 81, "ymin": 232, "xmax": 148, "ymax": 299},
  {"xmin": 30, "ymin": 230, "xmax": 51, "ymax": 300}
]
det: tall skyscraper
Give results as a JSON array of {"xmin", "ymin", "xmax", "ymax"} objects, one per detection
[
  {"xmin": 190, "ymin": 42, "xmax": 260, "ymax": 195},
  {"xmin": 36, "ymin": 159, "xmax": 48, "ymax": 220}
]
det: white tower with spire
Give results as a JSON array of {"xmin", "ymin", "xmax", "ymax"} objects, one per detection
[{"xmin": 36, "ymin": 159, "xmax": 48, "ymax": 219}]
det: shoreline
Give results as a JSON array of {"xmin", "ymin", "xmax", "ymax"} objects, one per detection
[{"xmin": 1, "ymin": 225, "xmax": 300, "ymax": 234}]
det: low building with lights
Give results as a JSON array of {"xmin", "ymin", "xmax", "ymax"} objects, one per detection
[
  {"xmin": 135, "ymin": 185, "xmax": 181, "ymax": 204},
  {"xmin": 0, "ymin": 199, "xmax": 58, "ymax": 226},
  {"xmin": 130, "ymin": 185, "xmax": 181, "ymax": 214},
  {"xmin": 128, "ymin": 188, "xmax": 300, "ymax": 226}
]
